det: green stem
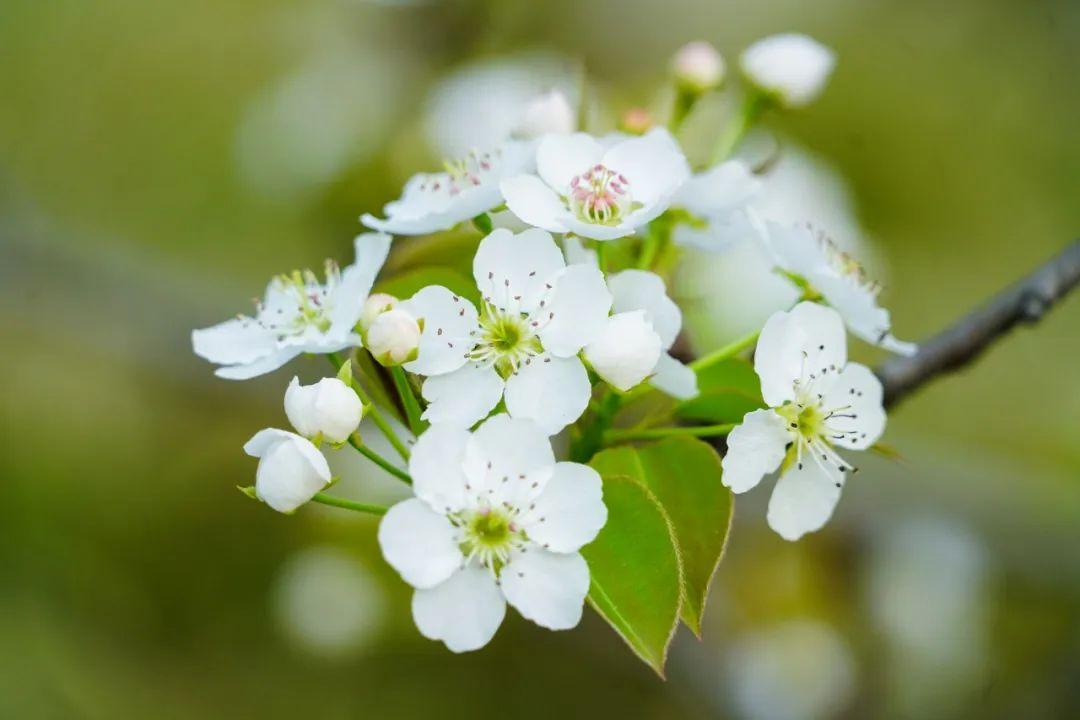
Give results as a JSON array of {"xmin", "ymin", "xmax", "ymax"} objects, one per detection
[
  {"xmin": 595, "ymin": 240, "xmax": 609, "ymax": 274},
  {"xmin": 329, "ymin": 352, "xmax": 411, "ymax": 461},
  {"xmin": 390, "ymin": 366, "xmax": 426, "ymax": 437},
  {"xmin": 311, "ymin": 492, "xmax": 387, "ymax": 516},
  {"xmin": 347, "ymin": 434, "xmax": 412, "ymax": 485},
  {"xmin": 711, "ymin": 90, "xmax": 770, "ymax": 166},
  {"xmin": 637, "ymin": 222, "xmax": 665, "ymax": 270},
  {"xmin": 605, "ymin": 423, "xmax": 735, "ymax": 444},
  {"xmin": 689, "ymin": 329, "xmax": 760, "ymax": 372}
]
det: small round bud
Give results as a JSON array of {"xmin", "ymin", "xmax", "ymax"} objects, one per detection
[
  {"xmin": 672, "ymin": 41, "xmax": 725, "ymax": 93},
  {"xmin": 366, "ymin": 308, "xmax": 421, "ymax": 366},
  {"xmin": 285, "ymin": 377, "xmax": 363, "ymax": 444},
  {"xmin": 584, "ymin": 311, "xmax": 662, "ymax": 391},
  {"xmin": 360, "ymin": 293, "xmax": 399, "ymax": 332},
  {"xmin": 740, "ymin": 34, "xmax": 835, "ymax": 109},
  {"xmin": 515, "ymin": 89, "xmax": 576, "ymax": 138},
  {"xmin": 618, "ymin": 107, "xmax": 654, "ymax": 135},
  {"xmin": 244, "ymin": 429, "xmax": 332, "ymax": 513}
]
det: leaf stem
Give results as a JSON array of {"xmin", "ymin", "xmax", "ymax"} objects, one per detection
[
  {"xmin": 329, "ymin": 352, "xmax": 411, "ymax": 460},
  {"xmin": 311, "ymin": 492, "xmax": 388, "ymax": 516},
  {"xmin": 347, "ymin": 433, "xmax": 412, "ymax": 485},
  {"xmin": 711, "ymin": 90, "xmax": 770, "ymax": 165},
  {"xmin": 605, "ymin": 424, "xmax": 735, "ymax": 443},
  {"xmin": 689, "ymin": 329, "xmax": 760, "ymax": 372},
  {"xmin": 390, "ymin": 365, "xmax": 426, "ymax": 437}
]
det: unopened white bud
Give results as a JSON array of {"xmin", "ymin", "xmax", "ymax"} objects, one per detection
[
  {"xmin": 515, "ymin": 89, "xmax": 575, "ymax": 138},
  {"xmin": 285, "ymin": 377, "xmax": 363, "ymax": 444},
  {"xmin": 366, "ymin": 308, "xmax": 421, "ymax": 366},
  {"xmin": 360, "ymin": 293, "xmax": 399, "ymax": 331},
  {"xmin": 672, "ymin": 41, "xmax": 725, "ymax": 93},
  {"xmin": 244, "ymin": 429, "xmax": 331, "ymax": 513},
  {"xmin": 740, "ymin": 34, "xmax": 835, "ymax": 108},
  {"xmin": 584, "ymin": 311, "xmax": 662, "ymax": 391}
]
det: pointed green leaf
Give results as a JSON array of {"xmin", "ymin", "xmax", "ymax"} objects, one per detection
[
  {"xmin": 591, "ymin": 437, "xmax": 732, "ymax": 636},
  {"xmin": 583, "ymin": 476, "xmax": 681, "ymax": 677},
  {"xmin": 677, "ymin": 357, "xmax": 765, "ymax": 424},
  {"xmin": 375, "ymin": 266, "xmax": 480, "ymax": 306},
  {"xmin": 335, "ymin": 358, "xmax": 354, "ymax": 386}
]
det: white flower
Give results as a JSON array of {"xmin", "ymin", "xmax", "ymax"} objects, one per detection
[
  {"xmin": 192, "ymin": 233, "xmax": 391, "ymax": 380},
  {"xmin": 284, "ymin": 376, "xmax": 363, "ymax": 444},
  {"xmin": 359, "ymin": 292, "xmax": 398, "ymax": 332},
  {"xmin": 366, "ymin": 308, "xmax": 422, "ymax": 366},
  {"xmin": 672, "ymin": 41, "xmax": 725, "ymax": 92},
  {"xmin": 399, "ymin": 228, "xmax": 611, "ymax": 434},
  {"xmin": 721, "ymin": 302, "xmax": 886, "ymax": 540},
  {"xmin": 671, "ymin": 159, "xmax": 762, "ymax": 252},
  {"xmin": 586, "ymin": 270, "xmax": 698, "ymax": 398},
  {"xmin": 514, "ymin": 89, "xmax": 576, "ymax": 138},
  {"xmin": 244, "ymin": 429, "xmax": 332, "ymax": 513},
  {"xmin": 378, "ymin": 415, "xmax": 607, "ymax": 652},
  {"xmin": 760, "ymin": 221, "xmax": 916, "ymax": 355},
  {"xmin": 501, "ymin": 128, "xmax": 690, "ymax": 241},
  {"xmin": 740, "ymin": 34, "xmax": 836, "ymax": 109},
  {"xmin": 361, "ymin": 142, "xmax": 534, "ymax": 236}
]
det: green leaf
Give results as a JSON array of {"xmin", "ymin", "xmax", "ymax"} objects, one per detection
[
  {"xmin": 375, "ymin": 266, "xmax": 480, "ymax": 306},
  {"xmin": 335, "ymin": 358, "xmax": 354, "ymax": 386},
  {"xmin": 677, "ymin": 357, "xmax": 765, "ymax": 424},
  {"xmin": 591, "ymin": 437, "xmax": 732, "ymax": 636},
  {"xmin": 583, "ymin": 476, "xmax": 681, "ymax": 677}
]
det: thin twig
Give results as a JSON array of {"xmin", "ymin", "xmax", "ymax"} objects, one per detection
[{"xmin": 875, "ymin": 240, "xmax": 1080, "ymax": 408}]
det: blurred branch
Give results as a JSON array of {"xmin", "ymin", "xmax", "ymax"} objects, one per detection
[{"xmin": 876, "ymin": 239, "xmax": 1080, "ymax": 409}]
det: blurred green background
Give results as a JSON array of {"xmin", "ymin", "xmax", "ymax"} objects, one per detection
[{"xmin": 1, "ymin": 0, "xmax": 1078, "ymax": 717}]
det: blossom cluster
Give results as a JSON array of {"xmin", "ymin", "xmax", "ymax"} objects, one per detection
[{"xmin": 192, "ymin": 34, "xmax": 914, "ymax": 656}]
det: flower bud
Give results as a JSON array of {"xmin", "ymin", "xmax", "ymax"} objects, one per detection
[
  {"xmin": 739, "ymin": 34, "xmax": 835, "ymax": 109},
  {"xmin": 366, "ymin": 308, "xmax": 421, "ymax": 366},
  {"xmin": 285, "ymin": 376, "xmax": 363, "ymax": 444},
  {"xmin": 672, "ymin": 41, "xmax": 725, "ymax": 93},
  {"xmin": 584, "ymin": 311, "xmax": 662, "ymax": 391},
  {"xmin": 515, "ymin": 89, "xmax": 576, "ymax": 138},
  {"xmin": 618, "ymin": 107, "xmax": 654, "ymax": 135},
  {"xmin": 244, "ymin": 429, "xmax": 332, "ymax": 513},
  {"xmin": 360, "ymin": 293, "xmax": 399, "ymax": 332}
]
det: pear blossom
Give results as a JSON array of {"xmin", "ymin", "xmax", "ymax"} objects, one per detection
[
  {"xmin": 722, "ymin": 302, "xmax": 887, "ymax": 540},
  {"xmin": 672, "ymin": 41, "xmax": 725, "ymax": 93},
  {"xmin": 760, "ymin": 221, "xmax": 916, "ymax": 355},
  {"xmin": 740, "ymin": 34, "xmax": 835, "ymax": 109},
  {"xmin": 398, "ymin": 227, "xmax": 611, "ymax": 434},
  {"xmin": 378, "ymin": 415, "xmax": 607, "ymax": 652},
  {"xmin": 359, "ymin": 292, "xmax": 399, "ymax": 332},
  {"xmin": 514, "ymin": 89, "xmax": 576, "ymax": 138},
  {"xmin": 192, "ymin": 233, "xmax": 392, "ymax": 380},
  {"xmin": 284, "ymin": 376, "xmax": 363, "ymax": 444},
  {"xmin": 366, "ymin": 308, "xmax": 422, "ymax": 366},
  {"xmin": 361, "ymin": 142, "xmax": 533, "ymax": 236},
  {"xmin": 671, "ymin": 160, "xmax": 762, "ymax": 252},
  {"xmin": 244, "ymin": 429, "xmax": 332, "ymax": 513},
  {"xmin": 583, "ymin": 270, "xmax": 698, "ymax": 398},
  {"xmin": 500, "ymin": 128, "xmax": 690, "ymax": 241}
]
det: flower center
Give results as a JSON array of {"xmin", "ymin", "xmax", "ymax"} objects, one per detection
[
  {"xmin": 569, "ymin": 164, "xmax": 633, "ymax": 225},
  {"xmin": 814, "ymin": 230, "xmax": 880, "ymax": 295},
  {"xmin": 417, "ymin": 149, "xmax": 500, "ymax": 197},
  {"xmin": 258, "ymin": 262, "xmax": 340, "ymax": 338},
  {"xmin": 468, "ymin": 303, "xmax": 544, "ymax": 377},
  {"xmin": 458, "ymin": 507, "xmax": 526, "ymax": 570}
]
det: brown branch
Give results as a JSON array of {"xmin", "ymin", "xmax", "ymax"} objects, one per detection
[{"xmin": 876, "ymin": 239, "xmax": 1080, "ymax": 409}]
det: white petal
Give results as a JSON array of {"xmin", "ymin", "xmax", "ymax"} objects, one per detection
[
  {"xmin": 409, "ymin": 424, "xmax": 472, "ymax": 513},
  {"xmin": 672, "ymin": 209, "xmax": 758, "ymax": 253},
  {"xmin": 600, "ymin": 127, "xmax": 689, "ymax": 205},
  {"xmin": 754, "ymin": 302, "xmax": 846, "ymax": 407},
  {"xmin": 472, "ymin": 227, "xmax": 566, "ymax": 312},
  {"xmin": 192, "ymin": 317, "xmax": 276, "ymax": 366},
  {"xmin": 504, "ymin": 355, "xmax": 591, "ymax": 435},
  {"xmin": 740, "ymin": 33, "xmax": 836, "ymax": 108},
  {"xmin": 500, "ymin": 549, "xmax": 589, "ymax": 630},
  {"xmin": 721, "ymin": 409, "xmax": 791, "ymax": 494},
  {"xmin": 329, "ymin": 232, "xmax": 392, "ymax": 336},
  {"xmin": 215, "ymin": 347, "xmax": 302, "ymax": 380},
  {"xmin": 820, "ymin": 362, "xmax": 886, "ymax": 451},
  {"xmin": 243, "ymin": 428, "xmax": 298, "ymax": 458},
  {"xmin": 583, "ymin": 311, "xmax": 662, "ymax": 392},
  {"xmin": 812, "ymin": 274, "xmax": 917, "ymax": 357},
  {"xmin": 760, "ymin": 222, "xmax": 828, "ymax": 278},
  {"xmin": 246, "ymin": 431, "xmax": 332, "ymax": 513},
  {"xmin": 537, "ymin": 264, "xmax": 613, "ymax": 356},
  {"xmin": 378, "ymin": 498, "xmax": 463, "ymax": 589},
  {"xmin": 607, "ymin": 269, "xmax": 682, "ymax": 348},
  {"xmin": 411, "ymin": 564, "xmax": 506, "ymax": 653},
  {"xmin": 500, "ymin": 175, "xmax": 571, "ymax": 234},
  {"xmin": 650, "ymin": 353, "xmax": 698, "ymax": 400},
  {"xmin": 676, "ymin": 160, "xmax": 760, "ymax": 217},
  {"xmin": 462, "ymin": 414, "xmax": 554, "ymax": 495},
  {"xmin": 420, "ymin": 364, "xmax": 504, "ymax": 428},
  {"xmin": 767, "ymin": 459, "xmax": 844, "ymax": 541},
  {"xmin": 560, "ymin": 215, "xmax": 639, "ymax": 241},
  {"xmin": 521, "ymin": 462, "xmax": 606, "ymax": 553},
  {"xmin": 561, "ymin": 234, "xmax": 599, "ymax": 267},
  {"xmin": 536, "ymin": 132, "xmax": 603, "ymax": 192},
  {"xmin": 400, "ymin": 285, "xmax": 479, "ymax": 376}
]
